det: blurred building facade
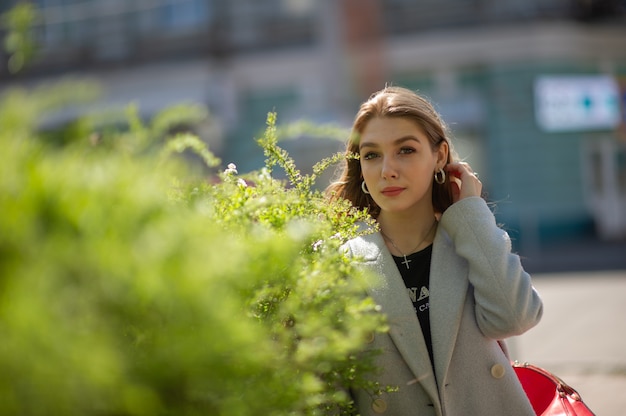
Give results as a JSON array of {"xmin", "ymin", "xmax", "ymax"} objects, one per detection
[{"xmin": 2, "ymin": 0, "xmax": 626, "ymax": 250}]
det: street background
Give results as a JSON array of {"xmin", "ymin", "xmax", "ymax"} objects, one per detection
[{"xmin": 511, "ymin": 238, "xmax": 626, "ymax": 416}]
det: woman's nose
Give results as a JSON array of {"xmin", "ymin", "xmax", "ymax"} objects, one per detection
[{"xmin": 381, "ymin": 157, "xmax": 398, "ymax": 179}]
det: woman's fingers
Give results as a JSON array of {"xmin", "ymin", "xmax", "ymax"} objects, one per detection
[
  {"xmin": 444, "ymin": 162, "xmax": 482, "ymax": 202},
  {"xmin": 449, "ymin": 178, "xmax": 461, "ymax": 203}
]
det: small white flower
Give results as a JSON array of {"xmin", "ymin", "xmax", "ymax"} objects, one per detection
[
  {"xmin": 224, "ymin": 163, "xmax": 238, "ymax": 175},
  {"xmin": 312, "ymin": 239, "xmax": 323, "ymax": 251}
]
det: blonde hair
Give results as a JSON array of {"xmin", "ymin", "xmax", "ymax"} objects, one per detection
[{"xmin": 326, "ymin": 86, "xmax": 456, "ymax": 217}]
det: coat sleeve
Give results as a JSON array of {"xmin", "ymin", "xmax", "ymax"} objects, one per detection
[{"xmin": 438, "ymin": 197, "xmax": 543, "ymax": 339}]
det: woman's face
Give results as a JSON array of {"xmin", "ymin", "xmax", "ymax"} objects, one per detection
[{"xmin": 359, "ymin": 116, "xmax": 446, "ymax": 216}]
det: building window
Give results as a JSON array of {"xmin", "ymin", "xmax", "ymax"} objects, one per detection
[{"xmin": 161, "ymin": 0, "xmax": 210, "ymax": 31}]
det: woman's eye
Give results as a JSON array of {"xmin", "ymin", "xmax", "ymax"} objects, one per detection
[
  {"xmin": 362, "ymin": 152, "xmax": 378, "ymax": 160},
  {"xmin": 399, "ymin": 147, "xmax": 415, "ymax": 154}
]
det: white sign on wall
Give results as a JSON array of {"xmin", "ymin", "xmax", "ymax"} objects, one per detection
[{"xmin": 534, "ymin": 75, "xmax": 620, "ymax": 132}]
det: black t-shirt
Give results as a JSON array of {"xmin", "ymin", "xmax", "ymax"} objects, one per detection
[{"xmin": 392, "ymin": 244, "xmax": 434, "ymax": 366}]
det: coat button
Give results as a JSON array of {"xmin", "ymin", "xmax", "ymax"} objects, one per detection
[
  {"xmin": 372, "ymin": 398, "xmax": 387, "ymax": 413},
  {"xmin": 491, "ymin": 363, "xmax": 506, "ymax": 379}
]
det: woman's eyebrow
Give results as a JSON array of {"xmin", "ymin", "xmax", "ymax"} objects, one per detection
[
  {"xmin": 359, "ymin": 141, "xmax": 378, "ymax": 150},
  {"xmin": 359, "ymin": 135, "xmax": 421, "ymax": 151},
  {"xmin": 394, "ymin": 135, "xmax": 422, "ymax": 145}
]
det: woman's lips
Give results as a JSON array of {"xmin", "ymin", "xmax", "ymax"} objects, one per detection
[{"xmin": 381, "ymin": 187, "xmax": 404, "ymax": 197}]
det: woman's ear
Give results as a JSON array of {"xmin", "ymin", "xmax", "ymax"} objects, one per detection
[{"xmin": 436, "ymin": 141, "xmax": 449, "ymax": 169}]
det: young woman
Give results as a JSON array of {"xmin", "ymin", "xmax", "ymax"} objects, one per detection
[{"xmin": 326, "ymin": 86, "xmax": 543, "ymax": 415}]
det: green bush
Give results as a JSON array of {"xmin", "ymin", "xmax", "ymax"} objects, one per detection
[{"xmin": 0, "ymin": 81, "xmax": 388, "ymax": 415}]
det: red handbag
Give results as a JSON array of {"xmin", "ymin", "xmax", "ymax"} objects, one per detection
[{"xmin": 512, "ymin": 361, "xmax": 596, "ymax": 416}]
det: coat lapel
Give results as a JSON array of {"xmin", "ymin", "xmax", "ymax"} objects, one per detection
[
  {"xmin": 352, "ymin": 232, "xmax": 439, "ymax": 402},
  {"xmin": 429, "ymin": 228, "xmax": 468, "ymax": 386}
]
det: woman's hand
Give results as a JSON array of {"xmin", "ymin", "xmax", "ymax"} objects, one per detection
[{"xmin": 445, "ymin": 162, "xmax": 482, "ymax": 203}]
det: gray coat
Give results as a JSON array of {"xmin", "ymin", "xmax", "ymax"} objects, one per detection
[{"xmin": 342, "ymin": 197, "xmax": 543, "ymax": 416}]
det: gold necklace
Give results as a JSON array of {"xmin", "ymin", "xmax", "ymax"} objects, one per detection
[{"xmin": 381, "ymin": 221, "xmax": 437, "ymax": 270}]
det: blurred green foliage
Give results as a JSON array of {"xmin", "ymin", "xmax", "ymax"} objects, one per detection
[
  {"xmin": 0, "ymin": 73, "xmax": 389, "ymax": 415},
  {"xmin": 1, "ymin": 2, "xmax": 38, "ymax": 73}
]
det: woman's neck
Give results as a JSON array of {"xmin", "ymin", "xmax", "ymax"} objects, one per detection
[
  {"xmin": 377, "ymin": 209, "xmax": 437, "ymax": 255},
  {"xmin": 377, "ymin": 208, "xmax": 438, "ymax": 254}
]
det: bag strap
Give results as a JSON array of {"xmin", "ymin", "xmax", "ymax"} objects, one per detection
[{"xmin": 497, "ymin": 339, "xmax": 510, "ymax": 358}]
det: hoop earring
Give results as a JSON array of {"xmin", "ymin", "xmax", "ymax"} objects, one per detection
[
  {"xmin": 361, "ymin": 180, "xmax": 370, "ymax": 194},
  {"xmin": 434, "ymin": 169, "xmax": 446, "ymax": 185}
]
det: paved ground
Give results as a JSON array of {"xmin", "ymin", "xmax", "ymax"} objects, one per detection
[{"xmin": 509, "ymin": 270, "xmax": 626, "ymax": 416}]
